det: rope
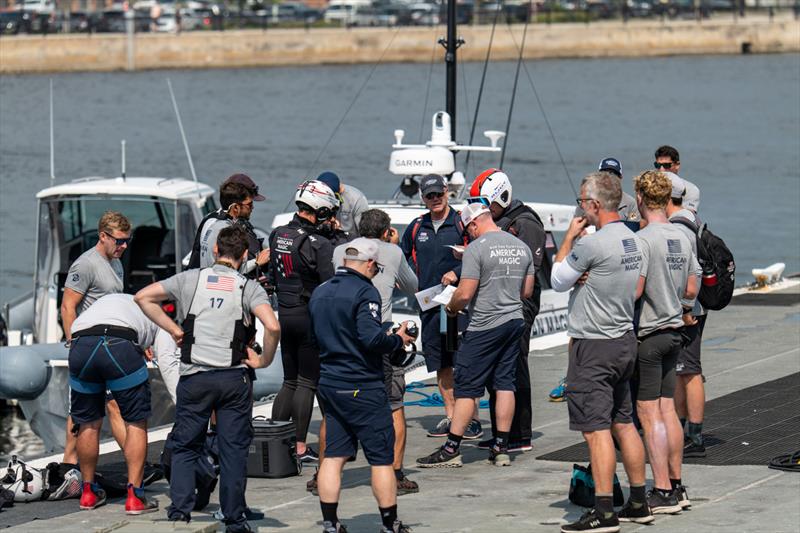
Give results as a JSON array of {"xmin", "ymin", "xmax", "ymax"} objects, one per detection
[
  {"xmin": 500, "ymin": 7, "xmax": 530, "ymax": 169},
  {"xmin": 768, "ymin": 450, "xmax": 800, "ymax": 472},
  {"xmin": 418, "ymin": 35, "xmax": 439, "ymax": 143},
  {"xmin": 403, "ymin": 381, "xmax": 489, "ymax": 408}
]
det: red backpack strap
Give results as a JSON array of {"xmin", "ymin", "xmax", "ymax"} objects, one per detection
[
  {"xmin": 410, "ymin": 217, "xmax": 423, "ymax": 274},
  {"xmin": 454, "ymin": 210, "xmax": 469, "ymax": 245}
]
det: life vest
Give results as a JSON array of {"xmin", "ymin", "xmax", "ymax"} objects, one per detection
[
  {"xmin": 408, "ymin": 211, "xmax": 468, "ymax": 275},
  {"xmin": 188, "ymin": 209, "xmax": 231, "ymax": 270},
  {"xmin": 180, "ymin": 267, "xmax": 254, "ymax": 368},
  {"xmin": 269, "ymin": 224, "xmax": 324, "ymax": 309}
]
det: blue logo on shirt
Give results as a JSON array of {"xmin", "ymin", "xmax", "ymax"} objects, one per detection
[
  {"xmin": 667, "ymin": 239, "xmax": 682, "ymax": 254},
  {"xmin": 622, "ymin": 238, "xmax": 638, "ymax": 254}
]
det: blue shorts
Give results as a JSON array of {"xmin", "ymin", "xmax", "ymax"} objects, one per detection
[
  {"xmin": 454, "ymin": 319, "xmax": 525, "ymax": 399},
  {"xmin": 318, "ymin": 383, "xmax": 394, "ymax": 466},
  {"xmin": 68, "ymin": 335, "xmax": 151, "ymax": 424},
  {"xmin": 419, "ymin": 308, "xmax": 468, "ymax": 372}
]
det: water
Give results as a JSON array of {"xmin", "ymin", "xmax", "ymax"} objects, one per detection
[{"xmin": 1, "ymin": 53, "xmax": 799, "ymax": 455}]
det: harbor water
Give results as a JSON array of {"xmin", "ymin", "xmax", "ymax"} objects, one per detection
[{"xmin": 1, "ymin": 52, "xmax": 799, "ymax": 456}]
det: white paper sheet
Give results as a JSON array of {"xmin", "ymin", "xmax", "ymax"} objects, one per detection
[
  {"xmin": 415, "ymin": 285, "xmax": 445, "ymax": 312},
  {"xmin": 432, "ymin": 285, "xmax": 457, "ymax": 306}
]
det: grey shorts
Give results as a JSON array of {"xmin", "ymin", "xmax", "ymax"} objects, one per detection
[
  {"xmin": 636, "ymin": 329, "xmax": 682, "ymax": 401},
  {"xmin": 566, "ymin": 331, "xmax": 637, "ymax": 432},
  {"xmin": 677, "ymin": 314, "xmax": 706, "ymax": 376},
  {"xmin": 383, "ymin": 355, "xmax": 406, "ymax": 411}
]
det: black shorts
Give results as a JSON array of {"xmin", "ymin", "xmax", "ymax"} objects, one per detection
[
  {"xmin": 454, "ymin": 319, "xmax": 525, "ymax": 399},
  {"xmin": 318, "ymin": 383, "xmax": 394, "ymax": 466},
  {"xmin": 68, "ymin": 335, "xmax": 151, "ymax": 424},
  {"xmin": 566, "ymin": 331, "xmax": 637, "ymax": 432},
  {"xmin": 677, "ymin": 314, "xmax": 706, "ymax": 376},
  {"xmin": 636, "ymin": 329, "xmax": 683, "ymax": 401},
  {"xmin": 419, "ymin": 308, "xmax": 455, "ymax": 372},
  {"xmin": 383, "ymin": 355, "xmax": 406, "ymax": 412}
]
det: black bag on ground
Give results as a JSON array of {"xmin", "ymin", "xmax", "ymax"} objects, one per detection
[
  {"xmin": 672, "ymin": 217, "xmax": 735, "ymax": 311},
  {"xmin": 160, "ymin": 431, "xmax": 219, "ymax": 511},
  {"xmin": 247, "ymin": 418, "xmax": 299, "ymax": 479},
  {"xmin": 0, "ymin": 487, "xmax": 13, "ymax": 510},
  {"xmin": 568, "ymin": 463, "xmax": 625, "ymax": 508},
  {"xmin": 94, "ymin": 462, "xmax": 163, "ymax": 498},
  {"xmin": 40, "ymin": 462, "xmax": 81, "ymax": 500}
]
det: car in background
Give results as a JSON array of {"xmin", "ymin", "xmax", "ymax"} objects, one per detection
[{"xmin": 95, "ymin": 7, "xmax": 150, "ymax": 32}]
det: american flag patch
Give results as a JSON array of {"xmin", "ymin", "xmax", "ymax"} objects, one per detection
[
  {"xmin": 622, "ymin": 238, "xmax": 638, "ymax": 254},
  {"xmin": 667, "ymin": 239, "xmax": 682, "ymax": 254},
  {"xmin": 206, "ymin": 275, "xmax": 234, "ymax": 291}
]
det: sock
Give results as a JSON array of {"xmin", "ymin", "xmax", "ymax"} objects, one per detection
[
  {"xmin": 656, "ymin": 487, "xmax": 672, "ymax": 497},
  {"xmin": 379, "ymin": 504, "xmax": 397, "ymax": 529},
  {"xmin": 629, "ymin": 484, "xmax": 646, "ymax": 506},
  {"xmin": 670, "ymin": 478, "xmax": 682, "ymax": 490},
  {"xmin": 687, "ymin": 422, "xmax": 704, "ymax": 445},
  {"xmin": 494, "ymin": 431, "xmax": 510, "ymax": 450},
  {"xmin": 595, "ymin": 494, "xmax": 614, "ymax": 518},
  {"xmin": 679, "ymin": 418, "xmax": 687, "ymax": 430},
  {"xmin": 444, "ymin": 432, "xmax": 462, "ymax": 454},
  {"xmin": 320, "ymin": 501, "xmax": 338, "ymax": 525},
  {"xmin": 394, "ymin": 468, "xmax": 404, "ymax": 481}
]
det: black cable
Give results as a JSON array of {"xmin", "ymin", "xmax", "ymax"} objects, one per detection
[
  {"xmin": 769, "ymin": 450, "xmax": 800, "ymax": 472},
  {"xmin": 418, "ymin": 35, "xmax": 439, "ymax": 143},
  {"xmin": 500, "ymin": 7, "xmax": 529, "ymax": 169}
]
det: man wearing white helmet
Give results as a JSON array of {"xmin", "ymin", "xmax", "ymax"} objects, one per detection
[
  {"xmin": 469, "ymin": 168, "xmax": 546, "ymax": 453},
  {"xmin": 268, "ymin": 179, "xmax": 341, "ymax": 464}
]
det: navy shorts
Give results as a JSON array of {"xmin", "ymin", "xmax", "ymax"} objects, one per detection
[
  {"xmin": 318, "ymin": 383, "xmax": 394, "ymax": 466},
  {"xmin": 68, "ymin": 335, "xmax": 151, "ymax": 424},
  {"xmin": 677, "ymin": 314, "xmax": 706, "ymax": 376},
  {"xmin": 454, "ymin": 319, "xmax": 525, "ymax": 399}
]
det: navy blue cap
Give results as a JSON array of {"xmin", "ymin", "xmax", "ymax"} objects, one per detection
[
  {"xmin": 316, "ymin": 171, "xmax": 341, "ymax": 193},
  {"xmin": 598, "ymin": 157, "xmax": 622, "ymax": 178}
]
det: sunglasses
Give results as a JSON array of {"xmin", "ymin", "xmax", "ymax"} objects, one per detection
[
  {"xmin": 239, "ymin": 200, "xmax": 254, "ymax": 208},
  {"xmin": 575, "ymin": 197, "xmax": 596, "ymax": 206},
  {"xmin": 467, "ymin": 196, "xmax": 491, "ymax": 207},
  {"xmin": 424, "ymin": 192, "xmax": 444, "ymax": 200},
  {"xmin": 654, "ymin": 161, "xmax": 674, "ymax": 169},
  {"xmin": 103, "ymin": 231, "xmax": 131, "ymax": 246},
  {"xmin": 316, "ymin": 206, "xmax": 339, "ymax": 222}
]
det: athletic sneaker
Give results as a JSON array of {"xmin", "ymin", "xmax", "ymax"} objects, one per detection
[
  {"xmin": 462, "ymin": 419, "xmax": 484, "ymax": 440},
  {"xmin": 416, "ymin": 446, "xmax": 462, "ymax": 468},
  {"xmin": 646, "ymin": 489, "xmax": 682, "ymax": 514},
  {"xmin": 683, "ymin": 441, "xmax": 706, "ymax": 458},
  {"xmin": 125, "ymin": 483, "xmax": 158, "ymax": 515},
  {"xmin": 476, "ymin": 437, "xmax": 532, "ymax": 452},
  {"xmin": 307, "ymin": 470, "xmax": 319, "ymax": 495},
  {"xmin": 396, "ymin": 472, "xmax": 419, "ymax": 495},
  {"xmin": 675, "ymin": 484, "xmax": 691, "ymax": 509},
  {"xmin": 379, "ymin": 520, "xmax": 412, "ymax": 532},
  {"xmin": 298, "ymin": 447, "xmax": 320, "ymax": 463},
  {"xmin": 616, "ymin": 500, "xmax": 654, "ymax": 524},
  {"xmin": 79, "ymin": 482, "xmax": 106, "ymax": 510},
  {"xmin": 549, "ymin": 378, "xmax": 567, "ymax": 402},
  {"xmin": 487, "ymin": 447, "xmax": 510, "ymax": 467},
  {"xmin": 426, "ymin": 417, "xmax": 451, "ymax": 438},
  {"xmin": 322, "ymin": 520, "xmax": 348, "ymax": 533},
  {"xmin": 477, "ymin": 437, "xmax": 495, "ymax": 450},
  {"xmin": 560, "ymin": 508, "xmax": 620, "ymax": 532}
]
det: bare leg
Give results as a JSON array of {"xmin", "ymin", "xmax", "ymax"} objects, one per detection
[
  {"xmin": 684, "ymin": 374, "xmax": 705, "ymax": 424},
  {"xmin": 318, "ymin": 418, "xmax": 327, "ymax": 461},
  {"xmin": 63, "ymin": 417, "xmax": 78, "ymax": 464},
  {"xmin": 106, "ymin": 399, "xmax": 127, "ymax": 450},
  {"xmin": 317, "ymin": 457, "xmax": 347, "ymax": 503},
  {"xmin": 661, "ymin": 398, "xmax": 684, "ymax": 480},
  {"xmin": 437, "ymin": 368, "xmax": 455, "ymax": 420},
  {"xmin": 612, "ymin": 421, "xmax": 646, "ymax": 486},
  {"xmin": 449, "ymin": 397, "xmax": 479, "ymax": 436},
  {"xmin": 583, "ymin": 429, "xmax": 615, "ymax": 494},
  {"xmin": 674, "ymin": 376, "xmax": 688, "ymax": 420},
  {"xmin": 123, "ymin": 420, "xmax": 147, "ymax": 486},
  {"xmin": 392, "ymin": 409, "xmax": 406, "ymax": 470},
  {"xmin": 371, "ymin": 465, "xmax": 397, "ymax": 508},
  {"xmin": 493, "ymin": 391, "xmax": 515, "ymax": 433},
  {"xmin": 637, "ymin": 399, "xmax": 671, "ymax": 490},
  {"xmin": 76, "ymin": 419, "xmax": 103, "ymax": 482}
]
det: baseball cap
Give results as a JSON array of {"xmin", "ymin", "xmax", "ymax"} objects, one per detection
[
  {"xmin": 420, "ymin": 174, "xmax": 446, "ymax": 196},
  {"xmin": 222, "ymin": 173, "xmax": 265, "ymax": 201},
  {"xmin": 598, "ymin": 157, "xmax": 622, "ymax": 178},
  {"xmin": 343, "ymin": 237, "xmax": 379, "ymax": 262},
  {"xmin": 316, "ymin": 171, "xmax": 341, "ymax": 194},
  {"xmin": 664, "ymin": 171, "xmax": 686, "ymax": 199},
  {"xmin": 460, "ymin": 202, "xmax": 490, "ymax": 227},
  {"xmin": 683, "ymin": 179, "xmax": 700, "ymax": 212}
]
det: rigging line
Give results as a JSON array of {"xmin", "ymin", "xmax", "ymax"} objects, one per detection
[
  {"xmin": 505, "ymin": 24, "xmax": 577, "ymax": 196},
  {"xmin": 500, "ymin": 9, "xmax": 530, "ymax": 169},
  {"xmin": 304, "ymin": 26, "xmax": 402, "ymax": 180},
  {"xmin": 458, "ymin": 53, "xmax": 474, "ymax": 178},
  {"xmin": 418, "ymin": 35, "xmax": 439, "ymax": 144},
  {"xmin": 464, "ymin": 0, "xmax": 502, "ymax": 171}
]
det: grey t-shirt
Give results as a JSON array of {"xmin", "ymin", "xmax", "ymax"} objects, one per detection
[
  {"xmin": 333, "ymin": 239, "xmax": 418, "ymax": 322},
  {"xmin": 338, "ymin": 185, "xmax": 369, "ymax": 235},
  {"xmin": 461, "ymin": 230, "xmax": 534, "ymax": 332},
  {"xmin": 71, "ymin": 293, "xmax": 159, "ymax": 348},
  {"xmin": 637, "ymin": 223, "xmax": 700, "ymax": 337},
  {"xmin": 565, "ymin": 221, "xmax": 643, "ymax": 339},
  {"xmin": 159, "ymin": 264, "xmax": 270, "ymax": 375},
  {"xmin": 669, "ymin": 209, "xmax": 707, "ymax": 316},
  {"xmin": 64, "ymin": 247, "xmax": 124, "ymax": 315},
  {"xmin": 198, "ymin": 217, "xmax": 258, "ymax": 275},
  {"xmin": 574, "ymin": 191, "xmax": 640, "ymax": 223}
]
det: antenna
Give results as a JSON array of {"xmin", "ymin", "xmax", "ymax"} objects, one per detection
[
  {"xmin": 49, "ymin": 79, "xmax": 54, "ymax": 186},
  {"xmin": 166, "ymin": 78, "xmax": 201, "ymax": 198},
  {"xmin": 121, "ymin": 139, "xmax": 126, "ymax": 180}
]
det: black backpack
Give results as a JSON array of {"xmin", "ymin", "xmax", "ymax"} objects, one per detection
[{"xmin": 672, "ymin": 217, "xmax": 735, "ymax": 311}]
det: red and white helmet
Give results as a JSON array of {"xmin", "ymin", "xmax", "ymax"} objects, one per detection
[
  {"xmin": 469, "ymin": 168, "xmax": 512, "ymax": 209},
  {"xmin": 294, "ymin": 180, "xmax": 339, "ymax": 220}
]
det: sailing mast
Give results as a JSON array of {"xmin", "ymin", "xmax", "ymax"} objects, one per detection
[{"xmin": 443, "ymin": 0, "xmax": 461, "ymax": 140}]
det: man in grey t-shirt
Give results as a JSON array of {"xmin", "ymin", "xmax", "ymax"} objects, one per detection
[
  {"xmin": 550, "ymin": 172, "xmax": 650, "ymax": 531},
  {"xmin": 574, "ymin": 157, "xmax": 640, "ymax": 226},
  {"xmin": 417, "ymin": 203, "xmax": 533, "ymax": 469},
  {"xmin": 317, "ymin": 171, "xmax": 369, "ymax": 235}
]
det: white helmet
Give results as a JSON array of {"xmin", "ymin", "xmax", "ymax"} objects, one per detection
[
  {"xmin": 1, "ymin": 456, "xmax": 44, "ymax": 502},
  {"xmin": 469, "ymin": 168, "xmax": 513, "ymax": 209},
  {"xmin": 294, "ymin": 180, "xmax": 340, "ymax": 221}
]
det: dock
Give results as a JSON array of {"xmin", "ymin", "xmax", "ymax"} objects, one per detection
[{"xmin": 2, "ymin": 282, "xmax": 799, "ymax": 532}]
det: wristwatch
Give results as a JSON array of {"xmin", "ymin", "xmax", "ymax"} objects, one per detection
[{"xmin": 251, "ymin": 342, "xmax": 263, "ymax": 355}]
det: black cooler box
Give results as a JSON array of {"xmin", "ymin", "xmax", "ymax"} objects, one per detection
[{"xmin": 246, "ymin": 418, "xmax": 300, "ymax": 478}]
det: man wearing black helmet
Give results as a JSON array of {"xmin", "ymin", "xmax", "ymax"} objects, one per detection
[{"xmin": 268, "ymin": 179, "xmax": 340, "ymax": 464}]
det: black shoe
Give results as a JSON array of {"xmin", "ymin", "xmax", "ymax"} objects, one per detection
[
  {"xmin": 462, "ymin": 419, "xmax": 484, "ymax": 440},
  {"xmin": 476, "ymin": 437, "xmax": 496, "ymax": 450},
  {"xmin": 675, "ymin": 484, "xmax": 691, "ymax": 509},
  {"xmin": 560, "ymin": 508, "xmax": 620, "ymax": 532},
  {"xmin": 416, "ymin": 446, "xmax": 462, "ymax": 468},
  {"xmin": 380, "ymin": 520, "xmax": 412, "ymax": 532},
  {"xmin": 426, "ymin": 417, "xmax": 451, "ymax": 438},
  {"xmin": 683, "ymin": 441, "xmax": 706, "ymax": 458},
  {"xmin": 225, "ymin": 522, "xmax": 253, "ymax": 533},
  {"xmin": 322, "ymin": 520, "xmax": 348, "ymax": 533},
  {"xmin": 646, "ymin": 489, "xmax": 682, "ymax": 514},
  {"xmin": 167, "ymin": 508, "xmax": 191, "ymax": 523},
  {"xmin": 298, "ymin": 447, "xmax": 320, "ymax": 463},
  {"xmin": 396, "ymin": 472, "xmax": 419, "ymax": 495},
  {"xmin": 617, "ymin": 500, "xmax": 654, "ymax": 524},
  {"xmin": 507, "ymin": 439, "xmax": 532, "ymax": 452},
  {"xmin": 245, "ymin": 507, "xmax": 265, "ymax": 520},
  {"xmin": 307, "ymin": 471, "xmax": 319, "ymax": 495}
]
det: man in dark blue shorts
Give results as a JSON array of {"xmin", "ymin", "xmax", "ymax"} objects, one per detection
[
  {"xmin": 416, "ymin": 202, "xmax": 534, "ymax": 468},
  {"xmin": 68, "ymin": 293, "xmax": 160, "ymax": 514},
  {"xmin": 310, "ymin": 238, "xmax": 415, "ymax": 533}
]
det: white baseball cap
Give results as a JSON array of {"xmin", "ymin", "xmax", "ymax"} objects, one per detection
[
  {"xmin": 460, "ymin": 202, "xmax": 491, "ymax": 227},
  {"xmin": 664, "ymin": 171, "xmax": 686, "ymax": 199},
  {"xmin": 343, "ymin": 237, "xmax": 379, "ymax": 262},
  {"xmin": 683, "ymin": 179, "xmax": 700, "ymax": 212}
]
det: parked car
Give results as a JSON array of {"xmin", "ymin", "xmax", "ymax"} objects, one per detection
[{"xmin": 95, "ymin": 8, "xmax": 150, "ymax": 32}]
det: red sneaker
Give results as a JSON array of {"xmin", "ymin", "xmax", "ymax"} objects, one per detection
[
  {"xmin": 79, "ymin": 482, "xmax": 107, "ymax": 510},
  {"xmin": 125, "ymin": 484, "xmax": 159, "ymax": 515}
]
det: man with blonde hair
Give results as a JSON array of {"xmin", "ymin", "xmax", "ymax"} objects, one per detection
[{"xmin": 61, "ymin": 210, "xmax": 132, "ymax": 466}]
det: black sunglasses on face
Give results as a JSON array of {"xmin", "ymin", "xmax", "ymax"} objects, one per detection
[
  {"xmin": 424, "ymin": 192, "xmax": 445, "ymax": 200},
  {"xmin": 654, "ymin": 161, "xmax": 673, "ymax": 169},
  {"xmin": 103, "ymin": 231, "xmax": 131, "ymax": 246}
]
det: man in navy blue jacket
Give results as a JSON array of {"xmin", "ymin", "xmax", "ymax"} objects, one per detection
[
  {"xmin": 400, "ymin": 174, "xmax": 481, "ymax": 440},
  {"xmin": 310, "ymin": 238, "xmax": 415, "ymax": 533}
]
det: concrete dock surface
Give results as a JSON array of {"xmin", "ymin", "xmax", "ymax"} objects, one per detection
[{"xmin": 4, "ymin": 283, "xmax": 799, "ymax": 532}]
